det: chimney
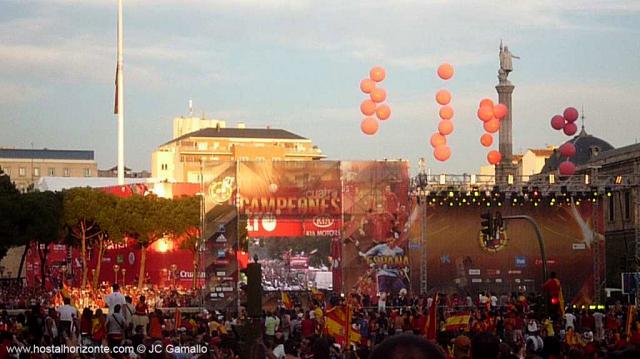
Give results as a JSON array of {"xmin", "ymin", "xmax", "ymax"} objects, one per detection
[{"xmin": 237, "ymin": 122, "xmax": 245, "ymax": 129}]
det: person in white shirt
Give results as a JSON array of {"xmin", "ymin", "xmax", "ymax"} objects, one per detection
[
  {"xmin": 105, "ymin": 283, "xmax": 126, "ymax": 315},
  {"xmin": 593, "ymin": 310, "xmax": 605, "ymax": 341},
  {"xmin": 56, "ymin": 297, "xmax": 78, "ymax": 339},
  {"xmin": 564, "ymin": 311, "xmax": 576, "ymax": 330}
]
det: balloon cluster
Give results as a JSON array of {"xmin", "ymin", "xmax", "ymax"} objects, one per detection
[
  {"xmin": 476, "ymin": 98, "xmax": 508, "ymax": 164},
  {"xmin": 550, "ymin": 107, "xmax": 580, "ymax": 175},
  {"xmin": 431, "ymin": 63, "xmax": 454, "ymax": 162},
  {"xmin": 359, "ymin": 66, "xmax": 391, "ymax": 135}
]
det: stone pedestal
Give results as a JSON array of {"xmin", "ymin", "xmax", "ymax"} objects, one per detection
[{"xmin": 496, "ymin": 82, "xmax": 517, "ymax": 185}]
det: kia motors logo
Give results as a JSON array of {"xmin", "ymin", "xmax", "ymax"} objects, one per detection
[{"xmin": 313, "ymin": 215, "xmax": 334, "ymax": 228}]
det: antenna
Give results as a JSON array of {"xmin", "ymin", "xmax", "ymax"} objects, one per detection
[
  {"xmin": 189, "ymin": 99, "xmax": 193, "ymax": 116},
  {"xmin": 581, "ymin": 105, "xmax": 585, "ymax": 131}
]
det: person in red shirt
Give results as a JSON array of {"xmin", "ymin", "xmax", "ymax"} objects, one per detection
[{"xmin": 301, "ymin": 312, "xmax": 315, "ymax": 339}]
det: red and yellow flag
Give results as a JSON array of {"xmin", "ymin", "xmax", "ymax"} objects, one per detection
[
  {"xmin": 325, "ymin": 305, "xmax": 361, "ymax": 346},
  {"xmin": 282, "ymin": 291, "xmax": 293, "ymax": 310},
  {"xmin": 444, "ymin": 314, "xmax": 471, "ymax": 331}
]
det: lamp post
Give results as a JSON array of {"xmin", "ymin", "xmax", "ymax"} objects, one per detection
[
  {"xmin": 170, "ymin": 264, "xmax": 178, "ymax": 287},
  {"xmin": 121, "ymin": 268, "xmax": 126, "ymax": 286},
  {"xmin": 113, "ymin": 264, "xmax": 120, "ymax": 284}
]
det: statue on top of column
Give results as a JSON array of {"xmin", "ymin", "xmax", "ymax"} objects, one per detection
[{"xmin": 498, "ymin": 40, "xmax": 519, "ymax": 84}]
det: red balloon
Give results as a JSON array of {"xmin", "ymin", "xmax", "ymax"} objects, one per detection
[
  {"xmin": 563, "ymin": 122, "xmax": 578, "ymax": 136},
  {"xmin": 360, "ymin": 99, "xmax": 376, "ymax": 116},
  {"xmin": 487, "ymin": 150, "xmax": 502, "ymax": 165},
  {"xmin": 493, "ymin": 103, "xmax": 508, "ymax": 119},
  {"xmin": 439, "ymin": 105, "xmax": 454, "ymax": 120},
  {"xmin": 477, "ymin": 105, "xmax": 494, "ymax": 122},
  {"xmin": 370, "ymin": 88, "xmax": 387, "ymax": 103},
  {"xmin": 480, "ymin": 133, "xmax": 493, "ymax": 147},
  {"xmin": 559, "ymin": 142, "xmax": 576, "ymax": 157},
  {"xmin": 559, "ymin": 161, "xmax": 576, "ymax": 176},
  {"xmin": 437, "ymin": 63, "xmax": 454, "ymax": 80},
  {"xmin": 435, "ymin": 89, "xmax": 451, "ymax": 105},
  {"xmin": 376, "ymin": 104, "xmax": 391, "ymax": 121},
  {"xmin": 370, "ymin": 66, "xmax": 386, "ymax": 82},
  {"xmin": 483, "ymin": 118, "xmax": 500, "ymax": 133},
  {"xmin": 438, "ymin": 120, "xmax": 454, "ymax": 135},
  {"xmin": 479, "ymin": 98, "xmax": 494, "ymax": 108},
  {"xmin": 430, "ymin": 132, "xmax": 447, "ymax": 148},
  {"xmin": 360, "ymin": 117, "xmax": 379, "ymax": 135},
  {"xmin": 563, "ymin": 107, "xmax": 579, "ymax": 123},
  {"xmin": 360, "ymin": 78, "xmax": 376, "ymax": 94},
  {"xmin": 551, "ymin": 115, "xmax": 565, "ymax": 130},
  {"xmin": 434, "ymin": 145, "xmax": 451, "ymax": 161}
]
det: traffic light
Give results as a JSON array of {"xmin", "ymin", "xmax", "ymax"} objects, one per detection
[{"xmin": 480, "ymin": 211, "xmax": 493, "ymax": 238}]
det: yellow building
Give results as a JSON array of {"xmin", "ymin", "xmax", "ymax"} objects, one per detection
[
  {"xmin": 0, "ymin": 148, "xmax": 97, "ymax": 192},
  {"xmin": 478, "ymin": 146, "xmax": 555, "ymax": 183},
  {"xmin": 152, "ymin": 119, "xmax": 325, "ymax": 183}
]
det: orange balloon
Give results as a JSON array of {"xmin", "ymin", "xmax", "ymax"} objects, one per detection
[
  {"xmin": 439, "ymin": 105, "xmax": 454, "ymax": 120},
  {"xmin": 360, "ymin": 78, "xmax": 376, "ymax": 94},
  {"xmin": 370, "ymin": 66, "xmax": 386, "ymax": 82},
  {"xmin": 479, "ymin": 98, "xmax": 494, "ymax": 108},
  {"xmin": 376, "ymin": 104, "xmax": 391, "ymax": 121},
  {"xmin": 434, "ymin": 145, "xmax": 451, "ymax": 162},
  {"xmin": 360, "ymin": 117, "xmax": 379, "ymax": 135},
  {"xmin": 483, "ymin": 118, "xmax": 500, "ymax": 133},
  {"xmin": 437, "ymin": 63, "xmax": 454, "ymax": 80},
  {"xmin": 435, "ymin": 89, "xmax": 452, "ymax": 105},
  {"xmin": 477, "ymin": 105, "xmax": 494, "ymax": 122},
  {"xmin": 487, "ymin": 150, "xmax": 502, "ymax": 165},
  {"xmin": 480, "ymin": 133, "xmax": 493, "ymax": 147},
  {"xmin": 370, "ymin": 88, "xmax": 387, "ymax": 103},
  {"xmin": 360, "ymin": 99, "xmax": 377, "ymax": 116},
  {"xmin": 493, "ymin": 103, "xmax": 508, "ymax": 119},
  {"xmin": 430, "ymin": 132, "xmax": 447, "ymax": 148},
  {"xmin": 438, "ymin": 120, "xmax": 454, "ymax": 135}
]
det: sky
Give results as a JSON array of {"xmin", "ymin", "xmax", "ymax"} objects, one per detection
[{"xmin": 0, "ymin": 0, "xmax": 639, "ymax": 174}]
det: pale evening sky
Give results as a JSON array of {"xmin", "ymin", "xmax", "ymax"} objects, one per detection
[{"xmin": 0, "ymin": 0, "xmax": 639, "ymax": 173}]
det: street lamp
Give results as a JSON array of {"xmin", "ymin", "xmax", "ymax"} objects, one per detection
[
  {"xmin": 121, "ymin": 268, "xmax": 126, "ymax": 286},
  {"xmin": 170, "ymin": 264, "xmax": 178, "ymax": 287},
  {"xmin": 113, "ymin": 265, "xmax": 120, "ymax": 284}
]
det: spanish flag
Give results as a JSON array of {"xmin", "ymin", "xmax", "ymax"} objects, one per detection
[
  {"xmin": 282, "ymin": 291, "xmax": 293, "ymax": 310},
  {"xmin": 444, "ymin": 314, "xmax": 471, "ymax": 331},
  {"xmin": 424, "ymin": 294, "xmax": 438, "ymax": 340},
  {"xmin": 325, "ymin": 305, "xmax": 361, "ymax": 346}
]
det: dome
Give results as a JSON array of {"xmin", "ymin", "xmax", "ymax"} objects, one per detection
[{"xmin": 541, "ymin": 127, "xmax": 614, "ymax": 173}]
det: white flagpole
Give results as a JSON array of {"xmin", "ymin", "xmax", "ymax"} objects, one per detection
[{"xmin": 116, "ymin": 0, "xmax": 125, "ymax": 185}]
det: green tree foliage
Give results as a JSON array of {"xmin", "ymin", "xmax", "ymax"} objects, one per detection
[
  {"xmin": 20, "ymin": 191, "xmax": 64, "ymax": 288},
  {"xmin": 0, "ymin": 171, "xmax": 21, "ymax": 260},
  {"xmin": 63, "ymin": 187, "xmax": 119, "ymax": 288}
]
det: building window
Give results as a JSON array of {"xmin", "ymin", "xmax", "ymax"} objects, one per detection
[
  {"xmin": 19, "ymin": 167, "xmax": 26, "ymax": 177},
  {"xmin": 213, "ymin": 142, "xmax": 220, "ymax": 149},
  {"xmin": 2, "ymin": 167, "xmax": 10, "ymax": 176},
  {"xmin": 63, "ymin": 168, "xmax": 70, "ymax": 177},
  {"xmin": 608, "ymin": 195, "xmax": 615, "ymax": 222},
  {"xmin": 48, "ymin": 168, "xmax": 55, "ymax": 176},
  {"xmin": 161, "ymin": 164, "xmax": 168, "ymax": 171},
  {"xmin": 33, "ymin": 167, "xmax": 40, "ymax": 177},
  {"xmin": 624, "ymin": 191, "xmax": 631, "ymax": 221},
  {"xmin": 84, "ymin": 168, "xmax": 92, "ymax": 177}
]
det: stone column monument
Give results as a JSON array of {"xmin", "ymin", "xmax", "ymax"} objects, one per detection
[{"xmin": 495, "ymin": 41, "xmax": 519, "ymax": 185}]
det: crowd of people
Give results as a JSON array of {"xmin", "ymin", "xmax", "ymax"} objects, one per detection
[{"xmin": 0, "ymin": 281, "xmax": 639, "ymax": 358}]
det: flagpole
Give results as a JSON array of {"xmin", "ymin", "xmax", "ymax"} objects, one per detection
[{"xmin": 116, "ymin": 0, "xmax": 125, "ymax": 185}]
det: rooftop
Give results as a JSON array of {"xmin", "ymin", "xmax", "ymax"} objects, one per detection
[
  {"xmin": 163, "ymin": 127, "xmax": 308, "ymax": 146},
  {"xmin": 0, "ymin": 148, "xmax": 94, "ymax": 161},
  {"xmin": 541, "ymin": 127, "xmax": 615, "ymax": 173}
]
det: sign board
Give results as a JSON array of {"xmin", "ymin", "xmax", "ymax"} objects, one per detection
[
  {"xmin": 468, "ymin": 269, "xmax": 481, "ymax": 276},
  {"xmin": 572, "ymin": 243, "xmax": 586, "ymax": 250},
  {"xmin": 622, "ymin": 272, "xmax": 640, "ymax": 294}
]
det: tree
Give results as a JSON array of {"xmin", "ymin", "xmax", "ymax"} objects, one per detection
[
  {"xmin": 92, "ymin": 194, "xmax": 124, "ymax": 290},
  {"xmin": 20, "ymin": 191, "xmax": 64, "ymax": 288},
  {"xmin": 174, "ymin": 196, "xmax": 201, "ymax": 288},
  {"xmin": 0, "ymin": 171, "xmax": 22, "ymax": 262},
  {"xmin": 63, "ymin": 187, "xmax": 114, "ymax": 288},
  {"xmin": 117, "ymin": 194, "xmax": 174, "ymax": 289}
]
